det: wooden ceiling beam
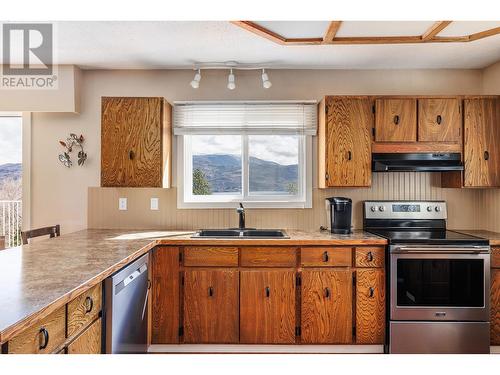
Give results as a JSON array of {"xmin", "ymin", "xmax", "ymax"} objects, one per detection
[
  {"xmin": 323, "ymin": 21, "xmax": 342, "ymax": 43},
  {"xmin": 468, "ymin": 26, "xmax": 500, "ymax": 41},
  {"xmin": 421, "ymin": 21, "xmax": 452, "ymax": 41},
  {"xmin": 230, "ymin": 21, "xmax": 286, "ymax": 45}
]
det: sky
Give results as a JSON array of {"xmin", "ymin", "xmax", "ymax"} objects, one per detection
[
  {"xmin": 191, "ymin": 135, "xmax": 299, "ymax": 165},
  {"xmin": 0, "ymin": 116, "xmax": 22, "ymax": 165}
]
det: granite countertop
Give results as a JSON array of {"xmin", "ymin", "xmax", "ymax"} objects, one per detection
[
  {"xmin": 0, "ymin": 228, "xmax": 385, "ymax": 343},
  {"xmin": 453, "ymin": 230, "xmax": 500, "ymax": 246}
]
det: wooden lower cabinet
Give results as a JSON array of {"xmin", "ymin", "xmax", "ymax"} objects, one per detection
[
  {"xmin": 240, "ymin": 270, "xmax": 296, "ymax": 344},
  {"xmin": 67, "ymin": 318, "xmax": 102, "ymax": 354},
  {"xmin": 492, "ymin": 269, "xmax": 500, "ymax": 345},
  {"xmin": 183, "ymin": 269, "xmax": 239, "ymax": 343},
  {"xmin": 301, "ymin": 270, "xmax": 352, "ymax": 344},
  {"xmin": 355, "ymin": 269, "xmax": 385, "ymax": 344}
]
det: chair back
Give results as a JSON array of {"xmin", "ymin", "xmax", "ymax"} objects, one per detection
[
  {"xmin": 21, "ymin": 225, "xmax": 61, "ymax": 245},
  {"xmin": 0, "ymin": 236, "xmax": 5, "ymax": 250}
]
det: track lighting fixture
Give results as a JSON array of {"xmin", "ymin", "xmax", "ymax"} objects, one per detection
[
  {"xmin": 261, "ymin": 69, "xmax": 272, "ymax": 89},
  {"xmin": 190, "ymin": 69, "xmax": 201, "ymax": 89},
  {"xmin": 227, "ymin": 69, "xmax": 236, "ymax": 90}
]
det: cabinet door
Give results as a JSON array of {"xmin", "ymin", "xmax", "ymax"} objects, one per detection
[
  {"xmin": 67, "ymin": 318, "xmax": 102, "ymax": 354},
  {"xmin": 464, "ymin": 98, "xmax": 500, "ymax": 187},
  {"xmin": 418, "ymin": 98, "xmax": 461, "ymax": 142},
  {"xmin": 240, "ymin": 270, "xmax": 296, "ymax": 344},
  {"xmin": 375, "ymin": 99, "xmax": 417, "ymax": 142},
  {"xmin": 301, "ymin": 270, "xmax": 352, "ymax": 344},
  {"xmin": 356, "ymin": 269, "xmax": 385, "ymax": 344},
  {"xmin": 151, "ymin": 247, "xmax": 180, "ymax": 344},
  {"xmin": 492, "ymin": 269, "xmax": 500, "ymax": 345},
  {"xmin": 184, "ymin": 269, "xmax": 239, "ymax": 343},
  {"xmin": 325, "ymin": 97, "xmax": 372, "ymax": 187},
  {"xmin": 101, "ymin": 97, "xmax": 165, "ymax": 187}
]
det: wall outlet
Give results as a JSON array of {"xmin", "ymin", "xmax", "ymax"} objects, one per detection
[
  {"xmin": 150, "ymin": 197, "xmax": 159, "ymax": 211},
  {"xmin": 119, "ymin": 197, "xmax": 127, "ymax": 211}
]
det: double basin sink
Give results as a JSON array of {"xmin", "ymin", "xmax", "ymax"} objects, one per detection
[{"xmin": 192, "ymin": 229, "xmax": 289, "ymax": 239}]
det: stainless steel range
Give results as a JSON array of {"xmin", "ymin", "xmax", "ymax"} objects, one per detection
[{"xmin": 363, "ymin": 200, "xmax": 491, "ymax": 354}]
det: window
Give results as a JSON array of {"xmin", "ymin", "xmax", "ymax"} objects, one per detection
[{"xmin": 175, "ymin": 102, "xmax": 316, "ymax": 208}]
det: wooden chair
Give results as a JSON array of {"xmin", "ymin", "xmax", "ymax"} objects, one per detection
[
  {"xmin": 21, "ymin": 225, "xmax": 61, "ymax": 245},
  {"xmin": 0, "ymin": 235, "xmax": 5, "ymax": 250}
]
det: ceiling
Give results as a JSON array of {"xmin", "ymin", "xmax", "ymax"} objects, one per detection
[{"xmin": 4, "ymin": 21, "xmax": 500, "ymax": 70}]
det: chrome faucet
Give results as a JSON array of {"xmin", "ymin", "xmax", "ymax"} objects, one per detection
[{"xmin": 237, "ymin": 203, "xmax": 245, "ymax": 230}]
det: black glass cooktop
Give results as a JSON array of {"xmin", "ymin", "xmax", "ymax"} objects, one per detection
[{"xmin": 366, "ymin": 229, "xmax": 489, "ymax": 246}]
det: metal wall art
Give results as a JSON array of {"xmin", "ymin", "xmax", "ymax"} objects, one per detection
[{"xmin": 58, "ymin": 134, "xmax": 87, "ymax": 168}]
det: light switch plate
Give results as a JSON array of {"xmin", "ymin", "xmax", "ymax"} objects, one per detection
[
  {"xmin": 119, "ymin": 197, "xmax": 127, "ymax": 211},
  {"xmin": 150, "ymin": 197, "xmax": 159, "ymax": 211}
]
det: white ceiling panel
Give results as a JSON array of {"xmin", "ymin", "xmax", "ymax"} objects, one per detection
[
  {"xmin": 438, "ymin": 21, "xmax": 500, "ymax": 37},
  {"xmin": 336, "ymin": 21, "xmax": 436, "ymax": 37},
  {"xmin": 256, "ymin": 21, "xmax": 330, "ymax": 38}
]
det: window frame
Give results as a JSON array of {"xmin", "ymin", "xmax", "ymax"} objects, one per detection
[{"xmin": 177, "ymin": 134, "xmax": 312, "ymax": 209}]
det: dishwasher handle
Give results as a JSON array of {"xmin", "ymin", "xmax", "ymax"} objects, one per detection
[{"xmin": 115, "ymin": 263, "xmax": 148, "ymax": 295}]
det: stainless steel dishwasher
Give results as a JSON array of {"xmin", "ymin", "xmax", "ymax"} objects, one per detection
[{"xmin": 104, "ymin": 253, "xmax": 149, "ymax": 353}]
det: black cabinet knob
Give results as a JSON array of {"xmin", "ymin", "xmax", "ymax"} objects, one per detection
[
  {"xmin": 129, "ymin": 150, "xmax": 135, "ymax": 160},
  {"xmin": 484, "ymin": 151, "xmax": 490, "ymax": 161},
  {"xmin": 208, "ymin": 287, "xmax": 214, "ymax": 297},
  {"xmin": 367, "ymin": 251, "xmax": 374, "ymax": 262},
  {"xmin": 324, "ymin": 287, "xmax": 331, "ymax": 299},
  {"xmin": 436, "ymin": 115, "xmax": 442, "ymax": 124},
  {"xmin": 39, "ymin": 328, "xmax": 49, "ymax": 350},
  {"xmin": 369, "ymin": 287, "xmax": 375, "ymax": 298},
  {"xmin": 84, "ymin": 296, "xmax": 94, "ymax": 313},
  {"xmin": 322, "ymin": 251, "xmax": 329, "ymax": 262},
  {"xmin": 265, "ymin": 287, "xmax": 270, "ymax": 298},
  {"xmin": 347, "ymin": 150, "xmax": 352, "ymax": 161},
  {"xmin": 393, "ymin": 115, "xmax": 400, "ymax": 125}
]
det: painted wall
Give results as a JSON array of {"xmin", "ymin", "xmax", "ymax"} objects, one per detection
[{"xmin": 28, "ymin": 68, "xmax": 488, "ymax": 233}]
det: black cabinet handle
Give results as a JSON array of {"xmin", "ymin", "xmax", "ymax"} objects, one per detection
[
  {"xmin": 147, "ymin": 279, "xmax": 152, "ymax": 290},
  {"xmin": 436, "ymin": 115, "xmax": 442, "ymax": 124},
  {"xmin": 347, "ymin": 151, "xmax": 352, "ymax": 161},
  {"xmin": 369, "ymin": 287, "xmax": 375, "ymax": 298},
  {"xmin": 208, "ymin": 287, "xmax": 214, "ymax": 297},
  {"xmin": 484, "ymin": 151, "xmax": 490, "ymax": 161},
  {"xmin": 129, "ymin": 150, "xmax": 135, "ymax": 160},
  {"xmin": 393, "ymin": 115, "xmax": 400, "ymax": 125},
  {"xmin": 84, "ymin": 296, "xmax": 94, "ymax": 313},
  {"xmin": 322, "ymin": 251, "xmax": 329, "ymax": 262},
  {"xmin": 367, "ymin": 251, "xmax": 374, "ymax": 262},
  {"xmin": 265, "ymin": 287, "xmax": 270, "ymax": 298},
  {"xmin": 39, "ymin": 328, "xmax": 49, "ymax": 350},
  {"xmin": 325, "ymin": 287, "xmax": 331, "ymax": 299}
]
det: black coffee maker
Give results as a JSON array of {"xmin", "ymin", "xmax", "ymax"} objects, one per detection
[{"xmin": 326, "ymin": 197, "xmax": 352, "ymax": 234}]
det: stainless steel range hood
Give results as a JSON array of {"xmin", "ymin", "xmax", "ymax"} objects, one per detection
[{"xmin": 372, "ymin": 153, "xmax": 464, "ymax": 172}]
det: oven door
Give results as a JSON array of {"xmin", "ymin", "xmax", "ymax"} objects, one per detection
[{"xmin": 390, "ymin": 246, "xmax": 490, "ymax": 321}]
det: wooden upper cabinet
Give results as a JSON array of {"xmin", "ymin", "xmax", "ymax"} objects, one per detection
[
  {"xmin": 418, "ymin": 98, "xmax": 461, "ymax": 142},
  {"xmin": 101, "ymin": 97, "xmax": 172, "ymax": 187},
  {"xmin": 301, "ymin": 270, "xmax": 353, "ymax": 344},
  {"xmin": 318, "ymin": 97, "xmax": 373, "ymax": 188},
  {"xmin": 183, "ymin": 269, "xmax": 239, "ymax": 344},
  {"xmin": 463, "ymin": 98, "xmax": 500, "ymax": 187},
  {"xmin": 375, "ymin": 98, "xmax": 417, "ymax": 142},
  {"xmin": 356, "ymin": 269, "xmax": 385, "ymax": 344},
  {"xmin": 240, "ymin": 270, "xmax": 296, "ymax": 344},
  {"xmin": 151, "ymin": 247, "xmax": 180, "ymax": 344}
]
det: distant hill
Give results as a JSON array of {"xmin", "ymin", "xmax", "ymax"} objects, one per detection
[
  {"xmin": 0, "ymin": 163, "xmax": 22, "ymax": 181},
  {"xmin": 193, "ymin": 154, "xmax": 297, "ymax": 193}
]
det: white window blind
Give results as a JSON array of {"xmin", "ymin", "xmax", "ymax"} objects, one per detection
[{"xmin": 173, "ymin": 101, "xmax": 317, "ymax": 135}]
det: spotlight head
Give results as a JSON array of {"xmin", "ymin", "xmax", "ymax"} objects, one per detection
[
  {"xmin": 261, "ymin": 69, "xmax": 272, "ymax": 89},
  {"xmin": 227, "ymin": 69, "xmax": 236, "ymax": 90},
  {"xmin": 190, "ymin": 69, "xmax": 201, "ymax": 89}
]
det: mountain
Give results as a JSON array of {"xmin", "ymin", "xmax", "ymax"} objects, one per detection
[
  {"xmin": 193, "ymin": 154, "xmax": 298, "ymax": 193},
  {"xmin": 0, "ymin": 163, "xmax": 22, "ymax": 181}
]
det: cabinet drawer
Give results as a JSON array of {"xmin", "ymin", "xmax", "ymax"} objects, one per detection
[
  {"xmin": 492, "ymin": 247, "xmax": 500, "ymax": 269},
  {"xmin": 184, "ymin": 247, "xmax": 239, "ymax": 267},
  {"xmin": 8, "ymin": 306, "xmax": 66, "ymax": 354},
  {"xmin": 301, "ymin": 247, "xmax": 352, "ymax": 267},
  {"xmin": 67, "ymin": 318, "xmax": 102, "ymax": 354},
  {"xmin": 355, "ymin": 247, "xmax": 385, "ymax": 268},
  {"xmin": 67, "ymin": 283, "xmax": 102, "ymax": 338},
  {"xmin": 241, "ymin": 247, "xmax": 297, "ymax": 267}
]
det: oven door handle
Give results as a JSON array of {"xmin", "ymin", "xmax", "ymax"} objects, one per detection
[{"xmin": 392, "ymin": 246, "xmax": 489, "ymax": 254}]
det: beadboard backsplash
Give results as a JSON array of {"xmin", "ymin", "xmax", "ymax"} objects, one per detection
[{"xmin": 88, "ymin": 172, "xmax": 484, "ymax": 231}]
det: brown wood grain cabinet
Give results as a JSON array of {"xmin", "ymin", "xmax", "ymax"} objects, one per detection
[
  {"xmin": 491, "ymin": 249, "xmax": 500, "ymax": 345},
  {"xmin": 418, "ymin": 98, "xmax": 461, "ymax": 142},
  {"xmin": 183, "ymin": 269, "xmax": 239, "ymax": 343},
  {"xmin": 301, "ymin": 270, "xmax": 353, "ymax": 344},
  {"xmin": 67, "ymin": 318, "xmax": 102, "ymax": 354},
  {"xmin": 355, "ymin": 269, "xmax": 385, "ymax": 344},
  {"xmin": 151, "ymin": 246, "xmax": 180, "ymax": 344},
  {"xmin": 463, "ymin": 98, "xmax": 500, "ymax": 187},
  {"xmin": 101, "ymin": 97, "xmax": 172, "ymax": 187},
  {"xmin": 240, "ymin": 270, "xmax": 296, "ymax": 344},
  {"xmin": 67, "ymin": 283, "xmax": 102, "ymax": 338},
  {"xmin": 375, "ymin": 98, "xmax": 417, "ymax": 142},
  {"xmin": 318, "ymin": 96, "xmax": 373, "ymax": 188}
]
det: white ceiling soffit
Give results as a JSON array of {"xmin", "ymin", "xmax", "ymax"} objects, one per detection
[
  {"xmin": 256, "ymin": 21, "xmax": 331, "ymax": 38},
  {"xmin": 7, "ymin": 21, "xmax": 499, "ymax": 70},
  {"xmin": 335, "ymin": 21, "xmax": 437, "ymax": 37}
]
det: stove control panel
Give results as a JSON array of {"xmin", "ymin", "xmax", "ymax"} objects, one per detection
[{"xmin": 364, "ymin": 201, "xmax": 447, "ymax": 220}]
